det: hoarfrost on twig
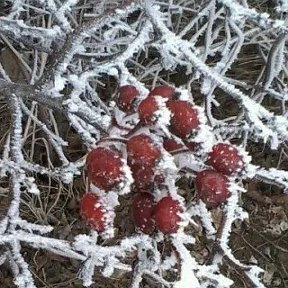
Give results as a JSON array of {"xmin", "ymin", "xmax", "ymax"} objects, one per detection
[{"xmin": 0, "ymin": 0, "xmax": 287, "ymax": 287}]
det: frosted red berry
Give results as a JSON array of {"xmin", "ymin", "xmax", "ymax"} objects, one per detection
[
  {"xmin": 208, "ymin": 143, "xmax": 244, "ymax": 175},
  {"xmin": 195, "ymin": 170, "xmax": 230, "ymax": 208},
  {"xmin": 168, "ymin": 100, "xmax": 199, "ymax": 139},
  {"xmin": 154, "ymin": 196, "xmax": 181, "ymax": 234},
  {"xmin": 138, "ymin": 87, "xmax": 172, "ymax": 124},
  {"xmin": 133, "ymin": 193, "xmax": 155, "ymax": 234},
  {"xmin": 127, "ymin": 134, "xmax": 161, "ymax": 166},
  {"xmin": 130, "ymin": 162, "xmax": 155, "ymax": 189},
  {"xmin": 86, "ymin": 147, "xmax": 122, "ymax": 191},
  {"xmin": 163, "ymin": 138, "xmax": 184, "ymax": 152},
  {"xmin": 149, "ymin": 85, "xmax": 175, "ymax": 99},
  {"xmin": 117, "ymin": 85, "xmax": 139, "ymax": 112},
  {"xmin": 80, "ymin": 193, "xmax": 107, "ymax": 232},
  {"xmin": 138, "ymin": 96, "xmax": 160, "ymax": 124}
]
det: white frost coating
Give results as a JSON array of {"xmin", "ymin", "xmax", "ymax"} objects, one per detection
[
  {"xmin": 113, "ymin": 111, "xmax": 137, "ymax": 133},
  {"xmin": 11, "ymin": 219, "xmax": 54, "ymax": 234},
  {"xmin": 276, "ymin": 0, "xmax": 288, "ymax": 12},
  {"xmin": 54, "ymin": 74, "xmax": 67, "ymax": 91},
  {"xmin": 25, "ymin": 181, "xmax": 40, "ymax": 195},
  {"xmin": 174, "ymin": 152, "xmax": 205, "ymax": 172},
  {"xmin": 118, "ymin": 160, "xmax": 134, "ymax": 195},
  {"xmin": 157, "ymin": 150, "xmax": 178, "ymax": 174},
  {"xmin": 172, "ymin": 234, "xmax": 200, "ymax": 288},
  {"xmin": 54, "ymin": 0, "xmax": 80, "ymax": 31},
  {"xmin": 188, "ymin": 201, "xmax": 217, "ymax": 237},
  {"xmin": 197, "ymin": 265, "xmax": 234, "ymax": 288},
  {"xmin": 161, "ymin": 253, "xmax": 177, "ymax": 270},
  {"xmin": 98, "ymin": 192, "xmax": 119, "ymax": 239},
  {"xmin": 154, "ymin": 96, "xmax": 171, "ymax": 134},
  {"xmin": 245, "ymin": 266, "xmax": 266, "ymax": 288},
  {"xmin": 192, "ymin": 105, "xmax": 216, "ymax": 153},
  {"xmin": 193, "ymin": 123, "xmax": 215, "ymax": 153},
  {"xmin": 1, "ymin": 0, "xmax": 287, "ymax": 287},
  {"xmin": 89, "ymin": 183, "xmax": 107, "ymax": 196},
  {"xmin": 196, "ymin": 264, "xmax": 234, "ymax": 287},
  {"xmin": 179, "ymin": 210, "xmax": 193, "ymax": 231},
  {"xmin": 254, "ymin": 167, "xmax": 288, "ymax": 192},
  {"xmin": 63, "ymin": 99, "xmax": 79, "ymax": 112},
  {"xmin": 176, "ymin": 87, "xmax": 191, "ymax": 101},
  {"xmin": 219, "ymin": 182, "xmax": 246, "ymax": 255}
]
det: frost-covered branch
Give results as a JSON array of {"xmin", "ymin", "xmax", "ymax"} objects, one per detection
[
  {"xmin": 0, "ymin": 18, "xmax": 62, "ymax": 52},
  {"xmin": 0, "ymin": 0, "xmax": 287, "ymax": 287}
]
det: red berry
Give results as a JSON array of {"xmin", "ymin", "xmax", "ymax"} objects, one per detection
[
  {"xmin": 195, "ymin": 170, "xmax": 230, "ymax": 208},
  {"xmin": 117, "ymin": 85, "xmax": 139, "ymax": 112},
  {"xmin": 208, "ymin": 143, "xmax": 244, "ymax": 175},
  {"xmin": 133, "ymin": 193, "xmax": 155, "ymax": 234},
  {"xmin": 138, "ymin": 96, "xmax": 160, "ymax": 124},
  {"xmin": 138, "ymin": 87, "xmax": 172, "ymax": 124},
  {"xmin": 149, "ymin": 85, "xmax": 175, "ymax": 99},
  {"xmin": 80, "ymin": 193, "xmax": 107, "ymax": 232},
  {"xmin": 130, "ymin": 162, "xmax": 155, "ymax": 189},
  {"xmin": 154, "ymin": 197, "xmax": 181, "ymax": 234},
  {"xmin": 163, "ymin": 138, "xmax": 184, "ymax": 152},
  {"xmin": 127, "ymin": 134, "xmax": 161, "ymax": 166},
  {"xmin": 86, "ymin": 147, "xmax": 122, "ymax": 191},
  {"xmin": 168, "ymin": 100, "xmax": 199, "ymax": 139}
]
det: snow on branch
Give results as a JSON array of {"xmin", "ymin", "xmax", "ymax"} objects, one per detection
[
  {"xmin": 0, "ymin": 18, "xmax": 62, "ymax": 52},
  {"xmin": 220, "ymin": 0, "xmax": 288, "ymax": 31},
  {"xmin": 254, "ymin": 167, "xmax": 288, "ymax": 192}
]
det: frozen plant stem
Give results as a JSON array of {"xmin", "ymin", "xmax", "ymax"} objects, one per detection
[{"xmin": 0, "ymin": 0, "xmax": 287, "ymax": 287}]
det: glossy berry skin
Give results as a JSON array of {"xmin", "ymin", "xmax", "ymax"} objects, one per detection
[
  {"xmin": 117, "ymin": 85, "xmax": 139, "ymax": 112},
  {"xmin": 195, "ymin": 170, "xmax": 230, "ymax": 208},
  {"xmin": 127, "ymin": 134, "xmax": 161, "ymax": 166},
  {"xmin": 163, "ymin": 138, "xmax": 184, "ymax": 152},
  {"xmin": 80, "ymin": 193, "xmax": 107, "ymax": 232},
  {"xmin": 149, "ymin": 85, "xmax": 175, "ymax": 99},
  {"xmin": 208, "ymin": 143, "xmax": 244, "ymax": 175},
  {"xmin": 133, "ymin": 193, "xmax": 155, "ymax": 234},
  {"xmin": 86, "ymin": 147, "xmax": 122, "ymax": 191},
  {"xmin": 154, "ymin": 197, "xmax": 181, "ymax": 234},
  {"xmin": 168, "ymin": 100, "xmax": 199, "ymax": 139}
]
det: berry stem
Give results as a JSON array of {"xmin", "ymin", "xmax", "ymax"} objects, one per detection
[
  {"xmin": 170, "ymin": 148, "xmax": 190, "ymax": 155},
  {"xmin": 122, "ymin": 121, "xmax": 143, "ymax": 138},
  {"xmin": 109, "ymin": 116, "xmax": 131, "ymax": 131}
]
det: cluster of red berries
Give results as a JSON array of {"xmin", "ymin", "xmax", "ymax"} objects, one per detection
[
  {"xmin": 80, "ymin": 84, "xmax": 246, "ymax": 235},
  {"xmin": 196, "ymin": 142, "xmax": 244, "ymax": 208}
]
